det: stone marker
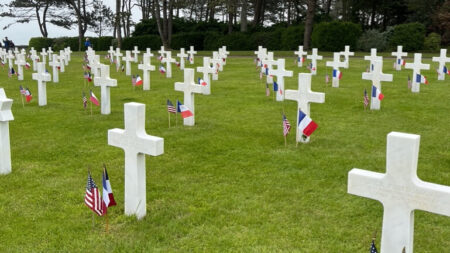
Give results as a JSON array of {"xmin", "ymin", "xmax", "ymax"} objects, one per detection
[
  {"xmin": 294, "ymin": 46, "xmax": 308, "ymax": 67},
  {"xmin": 348, "ymin": 132, "xmax": 450, "ymax": 253},
  {"xmin": 90, "ymin": 55, "xmax": 102, "ymax": 77},
  {"xmin": 268, "ymin": 58, "xmax": 293, "ymax": 101},
  {"xmin": 285, "ymin": 73, "xmax": 325, "ymax": 143},
  {"xmin": 49, "ymin": 54, "xmax": 60, "ymax": 83},
  {"xmin": 405, "ymin": 53, "xmax": 430, "ymax": 93},
  {"xmin": 174, "ymin": 68, "xmax": 203, "ymax": 126},
  {"xmin": 124, "ymin": 51, "xmax": 133, "ymax": 76},
  {"xmin": 392, "ymin": 45, "xmax": 408, "ymax": 71},
  {"xmin": 40, "ymin": 48, "xmax": 47, "ymax": 66},
  {"xmin": 114, "ymin": 48, "xmax": 123, "ymax": 70},
  {"xmin": 220, "ymin": 46, "xmax": 230, "ymax": 64},
  {"xmin": 94, "ymin": 64, "xmax": 117, "ymax": 115},
  {"xmin": 58, "ymin": 51, "xmax": 65, "ymax": 73},
  {"xmin": 0, "ymin": 88, "xmax": 13, "ymax": 175},
  {"xmin": 108, "ymin": 102, "xmax": 164, "ymax": 219},
  {"xmin": 15, "ymin": 53, "xmax": 26, "ymax": 81},
  {"xmin": 107, "ymin": 46, "xmax": 115, "ymax": 62},
  {"xmin": 177, "ymin": 48, "xmax": 188, "ymax": 70},
  {"xmin": 138, "ymin": 53, "xmax": 155, "ymax": 90},
  {"xmin": 364, "ymin": 48, "xmax": 381, "ymax": 73},
  {"xmin": 362, "ymin": 59, "xmax": 393, "ymax": 110},
  {"xmin": 64, "ymin": 47, "xmax": 72, "ymax": 63},
  {"xmin": 188, "ymin": 46, "xmax": 197, "ymax": 64},
  {"xmin": 158, "ymin": 46, "xmax": 166, "ymax": 59},
  {"xmin": 340, "ymin": 45, "xmax": 354, "ymax": 69},
  {"xmin": 261, "ymin": 52, "xmax": 275, "ymax": 84},
  {"xmin": 326, "ymin": 52, "xmax": 346, "ymax": 88},
  {"xmin": 210, "ymin": 52, "xmax": 222, "ymax": 81},
  {"xmin": 32, "ymin": 62, "xmax": 51, "ymax": 106},
  {"xmin": 197, "ymin": 57, "xmax": 216, "ymax": 95},
  {"xmin": 6, "ymin": 51, "xmax": 15, "ymax": 70},
  {"xmin": 30, "ymin": 48, "xmax": 39, "ymax": 71},
  {"xmin": 254, "ymin": 46, "xmax": 267, "ymax": 67},
  {"xmin": 432, "ymin": 49, "xmax": 450, "ymax": 81},
  {"xmin": 132, "ymin": 46, "xmax": 140, "ymax": 63},
  {"xmin": 161, "ymin": 51, "xmax": 176, "ymax": 78},
  {"xmin": 306, "ymin": 48, "xmax": 323, "ymax": 75},
  {"xmin": 47, "ymin": 47, "xmax": 53, "ymax": 62}
]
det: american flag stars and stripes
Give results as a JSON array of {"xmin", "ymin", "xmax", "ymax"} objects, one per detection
[
  {"xmin": 19, "ymin": 85, "xmax": 26, "ymax": 96},
  {"xmin": 84, "ymin": 172, "xmax": 106, "ymax": 216},
  {"xmin": 363, "ymin": 88, "xmax": 369, "ymax": 109},
  {"xmin": 282, "ymin": 114, "xmax": 291, "ymax": 137},
  {"xmin": 82, "ymin": 92, "xmax": 88, "ymax": 109},
  {"xmin": 370, "ymin": 240, "xmax": 378, "ymax": 253},
  {"xmin": 167, "ymin": 99, "xmax": 176, "ymax": 114}
]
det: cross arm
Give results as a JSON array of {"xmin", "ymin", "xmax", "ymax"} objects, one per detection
[
  {"xmin": 413, "ymin": 179, "xmax": 450, "ymax": 216},
  {"xmin": 284, "ymin": 90, "xmax": 298, "ymax": 102},
  {"xmin": 348, "ymin": 168, "xmax": 385, "ymax": 202}
]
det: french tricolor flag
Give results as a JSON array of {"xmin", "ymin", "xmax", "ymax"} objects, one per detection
[
  {"xmin": 90, "ymin": 90, "xmax": 100, "ymax": 106},
  {"xmin": 371, "ymin": 85, "xmax": 384, "ymax": 100},
  {"xmin": 298, "ymin": 110, "xmax": 318, "ymax": 137},
  {"xmin": 135, "ymin": 75, "xmax": 143, "ymax": 86},
  {"xmin": 102, "ymin": 167, "xmax": 116, "ymax": 208},
  {"xmin": 332, "ymin": 69, "xmax": 342, "ymax": 79},
  {"xmin": 25, "ymin": 62, "xmax": 31, "ymax": 69},
  {"xmin": 198, "ymin": 77, "xmax": 207, "ymax": 86},
  {"xmin": 397, "ymin": 59, "xmax": 406, "ymax": 66},
  {"xmin": 158, "ymin": 55, "xmax": 163, "ymax": 61},
  {"xmin": 443, "ymin": 66, "xmax": 450, "ymax": 75},
  {"xmin": 176, "ymin": 101, "xmax": 193, "ymax": 118},
  {"xmin": 415, "ymin": 74, "xmax": 428, "ymax": 84},
  {"xmin": 159, "ymin": 65, "xmax": 166, "ymax": 74}
]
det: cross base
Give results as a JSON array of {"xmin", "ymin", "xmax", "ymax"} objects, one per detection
[{"xmin": 0, "ymin": 122, "xmax": 11, "ymax": 175}]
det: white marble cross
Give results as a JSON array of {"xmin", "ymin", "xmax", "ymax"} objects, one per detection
[
  {"xmin": 90, "ymin": 55, "xmax": 102, "ymax": 77},
  {"xmin": 348, "ymin": 131, "xmax": 450, "ymax": 253},
  {"xmin": 64, "ymin": 47, "xmax": 72, "ymax": 63},
  {"xmin": 177, "ymin": 48, "xmax": 188, "ymax": 70},
  {"xmin": 214, "ymin": 51, "xmax": 225, "ymax": 72},
  {"xmin": 108, "ymin": 46, "xmax": 115, "ymax": 61},
  {"xmin": 0, "ymin": 88, "xmax": 14, "ymax": 175},
  {"xmin": 364, "ymin": 48, "xmax": 381, "ymax": 73},
  {"xmin": 306, "ymin": 48, "xmax": 323, "ymax": 75},
  {"xmin": 405, "ymin": 53, "xmax": 430, "ymax": 93},
  {"xmin": 124, "ymin": 51, "xmax": 133, "ymax": 76},
  {"xmin": 15, "ymin": 53, "xmax": 26, "ymax": 81},
  {"xmin": 188, "ymin": 46, "xmax": 197, "ymax": 64},
  {"xmin": 132, "ymin": 46, "xmax": 140, "ymax": 63},
  {"xmin": 268, "ymin": 59, "xmax": 293, "ymax": 101},
  {"xmin": 340, "ymin": 45, "xmax": 354, "ymax": 69},
  {"xmin": 210, "ymin": 52, "xmax": 222, "ymax": 81},
  {"xmin": 285, "ymin": 73, "xmax": 325, "ymax": 143},
  {"xmin": 138, "ymin": 53, "xmax": 155, "ymax": 90},
  {"xmin": 294, "ymin": 46, "xmax": 308, "ymax": 67},
  {"xmin": 108, "ymin": 102, "xmax": 164, "ymax": 219},
  {"xmin": 197, "ymin": 57, "xmax": 216, "ymax": 95},
  {"xmin": 432, "ymin": 49, "xmax": 450, "ymax": 81},
  {"xmin": 161, "ymin": 51, "xmax": 176, "ymax": 78},
  {"xmin": 94, "ymin": 64, "xmax": 117, "ymax": 115},
  {"xmin": 47, "ymin": 47, "xmax": 53, "ymax": 62},
  {"xmin": 392, "ymin": 46, "xmax": 408, "ymax": 71},
  {"xmin": 362, "ymin": 59, "xmax": 393, "ymax": 110},
  {"xmin": 49, "ymin": 54, "xmax": 60, "ymax": 83},
  {"xmin": 29, "ymin": 48, "xmax": 39, "ymax": 71},
  {"xmin": 114, "ymin": 48, "xmax": 123, "ymax": 69},
  {"xmin": 218, "ymin": 47, "xmax": 228, "ymax": 66},
  {"xmin": 32, "ymin": 62, "xmax": 51, "ymax": 106},
  {"xmin": 7, "ymin": 51, "xmax": 15, "ymax": 70},
  {"xmin": 174, "ymin": 68, "xmax": 203, "ymax": 126},
  {"xmin": 326, "ymin": 52, "xmax": 346, "ymax": 88},
  {"xmin": 261, "ymin": 52, "xmax": 275, "ymax": 84},
  {"xmin": 158, "ymin": 46, "xmax": 166, "ymax": 58},
  {"xmin": 58, "ymin": 51, "xmax": 65, "ymax": 72},
  {"xmin": 40, "ymin": 48, "xmax": 47, "ymax": 66}
]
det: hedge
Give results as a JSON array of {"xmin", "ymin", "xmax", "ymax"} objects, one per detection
[
  {"xmin": 311, "ymin": 21, "xmax": 362, "ymax": 51},
  {"xmin": 28, "ymin": 37, "xmax": 114, "ymax": 51},
  {"xmin": 29, "ymin": 37, "xmax": 54, "ymax": 52},
  {"xmin": 122, "ymin": 35, "xmax": 162, "ymax": 51},
  {"xmin": 389, "ymin": 23, "xmax": 425, "ymax": 51}
]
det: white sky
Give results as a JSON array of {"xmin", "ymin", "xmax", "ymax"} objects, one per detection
[{"xmin": 0, "ymin": 0, "xmax": 141, "ymax": 45}]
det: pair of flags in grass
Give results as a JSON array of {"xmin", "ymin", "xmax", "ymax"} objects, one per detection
[
  {"xmin": 363, "ymin": 86, "xmax": 384, "ymax": 108},
  {"xmin": 82, "ymin": 90, "xmax": 99, "ymax": 108},
  {"xmin": 166, "ymin": 99, "xmax": 193, "ymax": 118},
  {"xmin": 19, "ymin": 85, "xmax": 32, "ymax": 102},
  {"xmin": 282, "ymin": 111, "xmax": 318, "ymax": 138},
  {"xmin": 84, "ymin": 166, "xmax": 116, "ymax": 216},
  {"xmin": 265, "ymin": 82, "xmax": 282, "ymax": 96},
  {"xmin": 83, "ymin": 71, "xmax": 92, "ymax": 82},
  {"xmin": 131, "ymin": 75, "xmax": 143, "ymax": 86}
]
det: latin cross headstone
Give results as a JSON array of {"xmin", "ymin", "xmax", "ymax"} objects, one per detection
[
  {"xmin": 268, "ymin": 58, "xmax": 293, "ymax": 101},
  {"xmin": 40, "ymin": 48, "xmax": 47, "ymax": 66},
  {"xmin": 218, "ymin": 47, "xmax": 228, "ymax": 66},
  {"xmin": 132, "ymin": 46, "xmax": 140, "ymax": 63},
  {"xmin": 405, "ymin": 53, "xmax": 430, "ymax": 93},
  {"xmin": 137, "ymin": 53, "xmax": 155, "ymax": 90},
  {"xmin": 108, "ymin": 46, "xmax": 115, "ymax": 62},
  {"xmin": 0, "ymin": 89, "xmax": 13, "ymax": 175},
  {"xmin": 285, "ymin": 73, "xmax": 325, "ymax": 143},
  {"xmin": 32, "ymin": 62, "xmax": 51, "ymax": 106},
  {"xmin": 58, "ymin": 50, "xmax": 66, "ymax": 72},
  {"xmin": 89, "ymin": 55, "xmax": 102, "ymax": 77},
  {"xmin": 114, "ymin": 48, "xmax": 123, "ymax": 69},
  {"xmin": 123, "ymin": 51, "xmax": 133, "ymax": 76},
  {"xmin": 29, "ymin": 48, "xmax": 39, "ymax": 71},
  {"xmin": 188, "ymin": 46, "xmax": 197, "ymax": 64},
  {"xmin": 254, "ymin": 45, "xmax": 265, "ymax": 66},
  {"xmin": 49, "ymin": 54, "xmax": 60, "ymax": 83},
  {"xmin": 14, "ymin": 48, "xmax": 19, "ymax": 56},
  {"xmin": 174, "ymin": 68, "xmax": 203, "ymax": 126},
  {"xmin": 294, "ymin": 46, "xmax": 308, "ymax": 67},
  {"xmin": 197, "ymin": 57, "xmax": 216, "ymax": 95},
  {"xmin": 220, "ymin": 46, "xmax": 230, "ymax": 64},
  {"xmin": 392, "ymin": 46, "xmax": 408, "ymax": 71},
  {"xmin": 362, "ymin": 59, "xmax": 393, "ymax": 110},
  {"xmin": 47, "ymin": 47, "xmax": 53, "ymax": 62},
  {"xmin": 340, "ymin": 45, "xmax": 354, "ymax": 69},
  {"xmin": 326, "ymin": 52, "xmax": 346, "ymax": 88},
  {"xmin": 94, "ymin": 64, "xmax": 117, "ymax": 115},
  {"xmin": 64, "ymin": 47, "xmax": 72, "ymax": 63},
  {"xmin": 364, "ymin": 48, "xmax": 381, "ymax": 73},
  {"xmin": 15, "ymin": 53, "xmax": 26, "ymax": 81},
  {"xmin": 306, "ymin": 48, "xmax": 323, "ymax": 75},
  {"xmin": 177, "ymin": 48, "xmax": 188, "ymax": 70},
  {"xmin": 261, "ymin": 52, "xmax": 275, "ymax": 84},
  {"xmin": 144, "ymin": 48, "xmax": 154, "ymax": 58},
  {"xmin": 348, "ymin": 131, "xmax": 450, "ymax": 253},
  {"xmin": 7, "ymin": 51, "xmax": 15, "ymax": 70},
  {"xmin": 210, "ymin": 52, "xmax": 222, "ymax": 81},
  {"xmin": 432, "ymin": 49, "xmax": 450, "ymax": 81},
  {"xmin": 108, "ymin": 102, "xmax": 164, "ymax": 219},
  {"xmin": 161, "ymin": 51, "xmax": 176, "ymax": 78},
  {"xmin": 158, "ymin": 46, "xmax": 166, "ymax": 59}
]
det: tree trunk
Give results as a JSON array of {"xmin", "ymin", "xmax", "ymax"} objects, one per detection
[
  {"xmin": 154, "ymin": 0, "xmax": 168, "ymax": 48},
  {"xmin": 116, "ymin": 0, "xmax": 122, "ymax": 47},
  {"xmin": 240, "ymin": 0, "xmax": 247, "ymax": 31},
  {"xmin": 228, "ymin": 7, "xmax": 233, "ymax": 34},
  {"xmin": 303, "ymin": 0, "xmax": 316, "ymax": 50},
  {"xmin": 325, "ymin": 0, "xmax": 332, "ymax": 15},
  {"xmin": 168, "ymin": 0, "xmax": 173, "ymax": 47}
]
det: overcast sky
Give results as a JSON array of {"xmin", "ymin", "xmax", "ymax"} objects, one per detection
[{"xmin": 0, "ymin": 0, "xmax": 141, "ymax": 45}]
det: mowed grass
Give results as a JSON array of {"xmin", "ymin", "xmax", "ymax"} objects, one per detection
[{"xmin": 0, "ymin": 51, "xmax": 449, "ymax": 252}]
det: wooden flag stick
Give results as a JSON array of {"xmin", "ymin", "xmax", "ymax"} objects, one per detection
[
  {"xmin": 284, "ymin": 135, "xmax": 287, "ymax": 147},
  {"xmin": 168, "ymin": 112, "xmax": 171, "ymax": 128},
  {"xmin": 176, "ymin": 112, "xmax": 178, "ymax": 127},
  {"xmin": 105, "ymin": 212, "xmax": 109, "ymax": 233},
  {"xmin": 21, "ymin": 95, "xmax": 24, "ymax": 108},
  {"xmin": 90, "ymin": 100, "xmax": 93, "ymax": 116}
]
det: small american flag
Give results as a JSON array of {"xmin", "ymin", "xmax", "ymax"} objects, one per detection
[
  {"xmin": 363, "ymin": 88, "xmax": 369, "ymax": 108},
  {"xmin": 82, "ymin": 92, "xmax": 87, "ymax": 109},
  {"xmin": 407, "ymin": 75, "xmax": 412, "ymax": 89},
  {"xmin": 283, "ymin": 114, "xmax": 291, "ymax": 137},
  {"xmin": 84, "ymin": 171, "xmax": 105, "ymax": 216},
  {"xmin": 370, "ymin": 240, "xmax": 378, "ymax": 253},
  {"xmin": 131, "ymin": 75, "xmax": 136, "ymax": 86},
  {"xmin": 167, "ymin": 99, "xmax": 176, "ymax": 113},
  {"xmin": 19, "ymin": 85, "xmax": 26, "ymax": 95},
  {"xmin": 325, "ymin": 74, "xmax": 329, "ymax": 84}
]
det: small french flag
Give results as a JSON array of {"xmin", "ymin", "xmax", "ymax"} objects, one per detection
[
  {"xmin": 158, "ymin": 56, "xmax": 163, "ymax": 61},
  {"xmin": 332, "ymin": 69, "xmax": 342, "ymax": 79},
  {"xmin": 159, "ymin": 65, "xmax": 166, "ymax": 74},
  {"xmin": 298, "ymin": 110, "xmax": 318, "ymax": 137},
  {"xmin": 90, "ymin": 90, "xmax": 100, "ymax": 106},
  {"xmin": 198, "ymin": 77, "xmax": 207, "ymax": 86},
  {"xmin": 176, "ymin": 100, "xmax": 193, "ymax": 118},
  {"xmin": 371, "ymin": 85, "xmax": 384, "ymax": 100},
  {"xmin": 135, "ymin": 75, "xmax": 143, "ymax": 86},
  {"xmin": 25, "ymin": 62, "xmax": 31, "ymax": 69},
  {"xmin": 443, "ymin": 66, "xmax": 450, "ymax": 75},
  {"xmin": 397, "ymin": 59, "xmax": 406, "ymax": 66},
  {"xmin": 415, "ymin": 74, "xmax": 428, "ymax": 84}
]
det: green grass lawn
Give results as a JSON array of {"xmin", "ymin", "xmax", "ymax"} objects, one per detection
[{"xmin": 0, "ymin": 51, "xmax": 449, "ymax": 252}]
